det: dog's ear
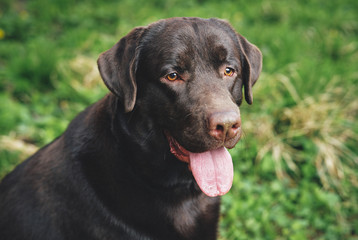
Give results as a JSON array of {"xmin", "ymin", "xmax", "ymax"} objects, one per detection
[
  {"xmin": 237, "ymin": 34, "xmax": 262, "ymax": 105},
  {"xmin": 97, "ymin": 27, "xmax": 145, "ymax": 112}
]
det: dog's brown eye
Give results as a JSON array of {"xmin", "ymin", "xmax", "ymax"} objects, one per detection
[
  {"xmin": 166, "ymin": 72, "xmax": 179, "ymax": 81},
  {"xmin": 224, "ymin": 67, "xmax": 234, "ymax": 77}
]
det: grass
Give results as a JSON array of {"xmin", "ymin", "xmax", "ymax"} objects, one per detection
[{"xmin": 1, "ymin": 0, "xmax": 358, "ymax": 239}]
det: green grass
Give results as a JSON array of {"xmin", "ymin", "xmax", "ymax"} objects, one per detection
[{"xmin": 1, "ymin": 0, "xmax": 358, "ymax": 239}]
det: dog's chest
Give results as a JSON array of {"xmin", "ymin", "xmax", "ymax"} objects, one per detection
[{"xmin": 167, "ymin": 195, "xmax": 220, "ymax": 239}]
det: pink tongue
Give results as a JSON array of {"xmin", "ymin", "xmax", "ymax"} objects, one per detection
[{"xmin": 189, "ymin": 147, "xmax": 233, "ymax": 197}]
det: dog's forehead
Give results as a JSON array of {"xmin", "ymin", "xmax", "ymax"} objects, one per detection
[
  {"xmin": 140, "ymin": 18, "xmax": 239, "ymax": 71},
  {"xmin": 147, "ymin": 18, "xmax": 235, "ymax": 49}
]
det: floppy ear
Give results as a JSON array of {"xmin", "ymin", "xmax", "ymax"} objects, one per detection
[
  {"xmin": 97, "ymin": 27, "xmax": 145, "ymax": 112},
  {"xmin": 237, "ymin": 34, "xmax": 262, "ymax": 105}
]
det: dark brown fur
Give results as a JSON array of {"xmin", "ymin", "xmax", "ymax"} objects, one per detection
[{"xmin": 0, "ymin": 17, "xmax": 262, "ymax": 240}]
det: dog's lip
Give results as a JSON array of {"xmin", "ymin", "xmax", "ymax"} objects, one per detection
[
  {"xmin": 164, "ymin": 130, "xmax": 240, "ymax": 159},
  {"xmin": 164, "ymin": 131, "xmax": 190, "ymax": 164}
]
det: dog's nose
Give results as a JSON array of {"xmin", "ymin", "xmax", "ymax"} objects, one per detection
[{"xmin": 208, "ymin": 111, "xmax": 241, "ymax": 142}]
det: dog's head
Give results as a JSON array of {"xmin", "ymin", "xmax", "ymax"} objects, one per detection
[{"xmin": 98, "ymin": 17, "xmax": 262, "ymax": 196}]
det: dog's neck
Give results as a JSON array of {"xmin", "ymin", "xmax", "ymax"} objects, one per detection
[
  {"xmin": 69, "ymin": 94, "xmax": 198, "ymax": 195},
  {"xmin": 113, "ymin": 94, "xmax": 198, "ymax": 191}
]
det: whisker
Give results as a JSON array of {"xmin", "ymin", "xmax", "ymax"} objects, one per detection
[{"xmin": 141, "ymin": 129, "xmax": 155, "ymax": 145}]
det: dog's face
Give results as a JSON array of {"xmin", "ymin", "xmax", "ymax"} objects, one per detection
[{"xmin": 98, "ymin": 18, "xmax": 262, "ymax": 196}]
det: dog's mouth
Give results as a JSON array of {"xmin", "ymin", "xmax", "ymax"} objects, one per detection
[{"xmin": 165, "ymin": 132, "xmax": 233, "ymax": 197}]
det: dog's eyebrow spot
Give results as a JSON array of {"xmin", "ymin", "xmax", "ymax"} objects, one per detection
[
  {"xmin": 212, "ymin": 45, "xmax": 228, "ymax": 63},
  {"xmin": 160, "ymin": 48, "xmax": 193, "ymax": 73},
  {"xmin": 205, "ymin": 33, "xmax": 232, "ymax": 64}
]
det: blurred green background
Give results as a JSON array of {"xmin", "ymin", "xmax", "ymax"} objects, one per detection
[{"xmin": 0, "ymin": 0, "xmax": 357, "ymax": 239}]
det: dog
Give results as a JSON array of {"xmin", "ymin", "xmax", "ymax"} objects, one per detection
[{"xmin": 0, "ymin": 17, "xmax": 262, "ymax": 240}]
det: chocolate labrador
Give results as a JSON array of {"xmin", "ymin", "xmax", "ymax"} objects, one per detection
[{"xmin": 0, "ymin": 17, "xmax": 262, "ymax": 240}]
